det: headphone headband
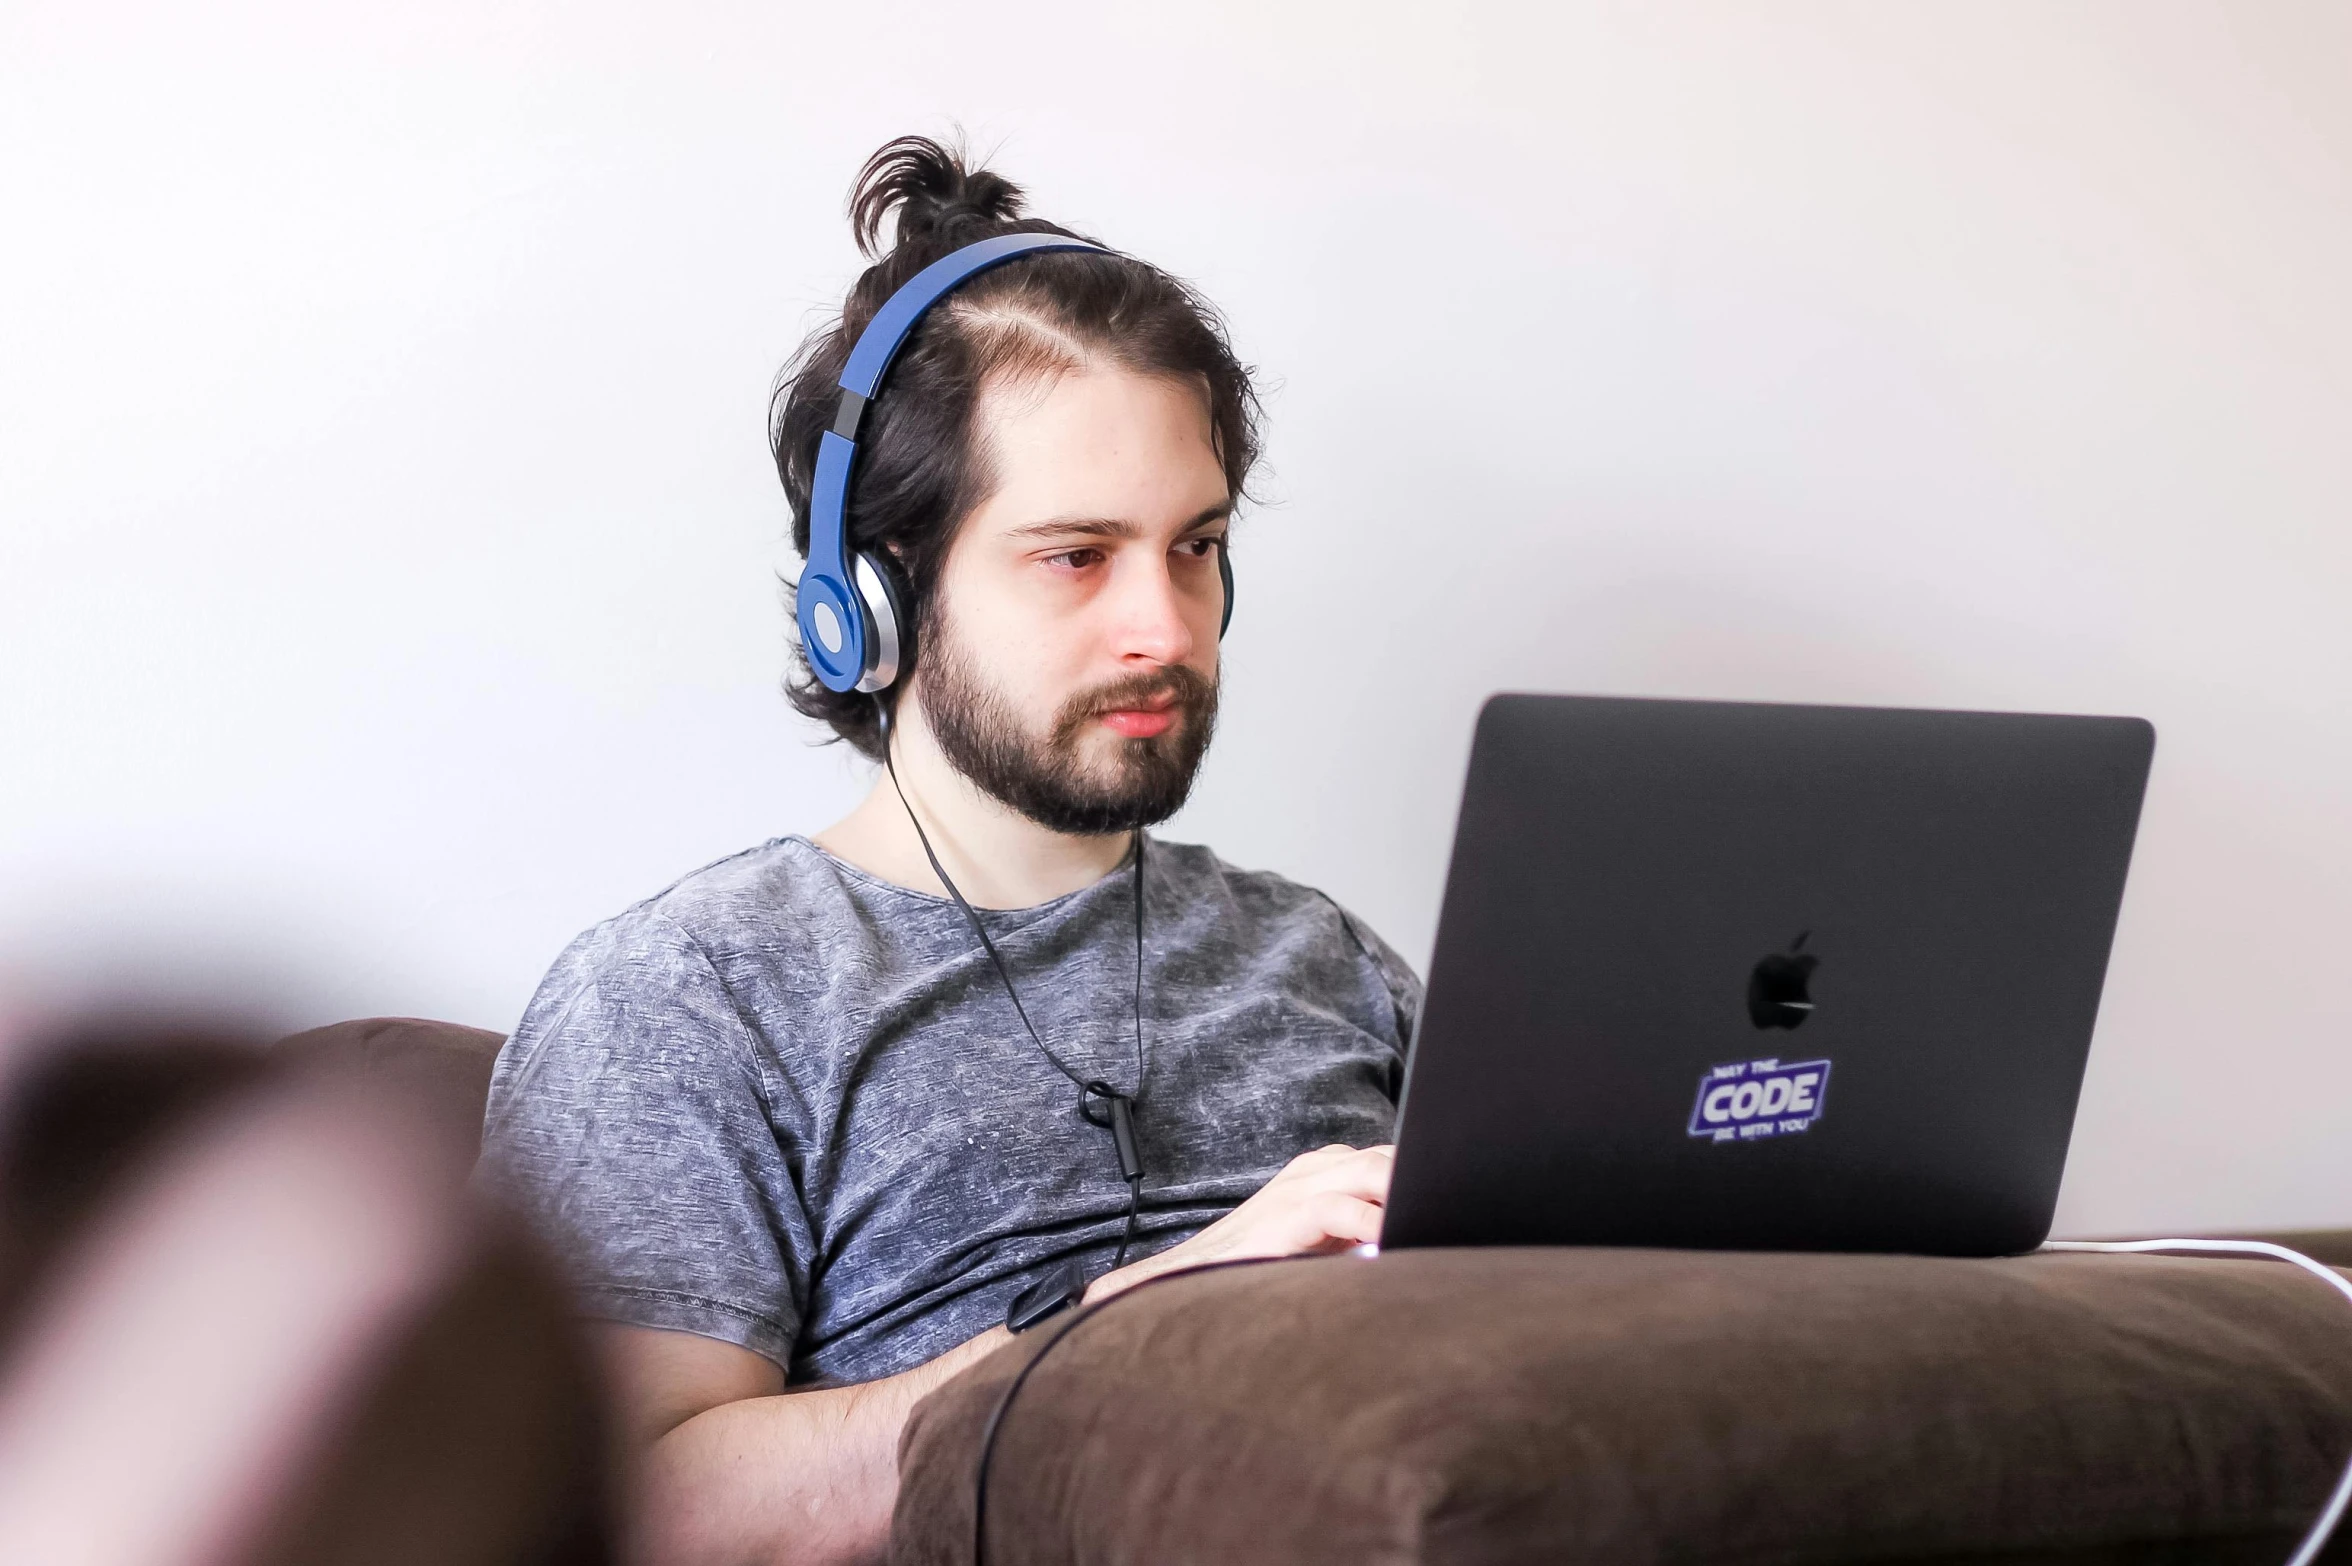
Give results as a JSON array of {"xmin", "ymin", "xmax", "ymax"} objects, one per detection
[
  {"xmin": 801, "ymin": 234, "xmax": 1106, "ymax": 694},
  {"xmin": 837, "ymin": 233, "xmax": 1108, "ymax": 418}
]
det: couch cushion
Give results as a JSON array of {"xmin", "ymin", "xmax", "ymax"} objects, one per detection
[
  {"xmin": 277, "ymin": 1017, "xmax": 505, "ymax": 1173},
  {"xmin": 894, "ymin": 1246, "xmax": 2352, "ymax": 1566}
]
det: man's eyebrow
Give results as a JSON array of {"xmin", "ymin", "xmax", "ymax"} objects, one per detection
[{"xmin": 1002, "ymin": 504, "xmax": 1232, "ymax": 543}]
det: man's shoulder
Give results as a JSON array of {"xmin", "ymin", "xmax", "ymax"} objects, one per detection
[
  {"xmin": 502, "ymin": 836, "xmax": 875, "ymax": 1087},
  {"xmin": 551, "ymin": 835, "xmax": 858, "ymax": 978},
  {"xmin": 1147, "ymin": 839, "xmax": 1408, "ymax": 966},
  {"xmin": 1147, "ymin": 836, "xmax": 1335, "ymax": 917},
  {"xmin": 1147, "ymin": 836, "xmax": 1423, "ymax": 1037}
]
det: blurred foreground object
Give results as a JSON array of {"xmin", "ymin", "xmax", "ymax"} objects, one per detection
[{"xmin": 0, "ymin": 1019, "xmax": 612, "ymax": 1566}]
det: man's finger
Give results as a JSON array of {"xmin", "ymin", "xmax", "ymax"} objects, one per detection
[{"xmin": 1306, "ymin": 1192, "xmax": 1385, "ymax": 1247}]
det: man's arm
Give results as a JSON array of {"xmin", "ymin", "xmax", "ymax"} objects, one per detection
[
  {"xmin": 608, "ymin": 1143, "xmax": 1395, "ymax": 1566},
  {"xmin": 603, "ymin": 1322, "xmax": 1009, "ymax": 1566}
]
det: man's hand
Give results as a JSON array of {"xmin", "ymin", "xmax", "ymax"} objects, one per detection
[{"xmin": 1087, "ymin": 1142, "xmax": 1393, "ymax": 1303}]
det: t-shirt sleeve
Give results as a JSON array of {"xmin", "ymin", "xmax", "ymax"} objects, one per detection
[
  {"xmin": 1360, "ymin": 921, "xmax": 1423, "ymax": 1053},
  {"xmin": 1315, "ymin": 892, "xmax": 1423, "ymax": 1065},
  {"xmin": 477, "ymin": 911, "xmax": 811, "ymax": 1370}
]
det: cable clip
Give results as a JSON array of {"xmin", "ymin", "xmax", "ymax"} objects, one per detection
[{"xmin": 1080, "ymin": 1081, "xmax": 1143, "ymax": 1184}]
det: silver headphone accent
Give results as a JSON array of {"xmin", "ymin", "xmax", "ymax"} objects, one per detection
[{"xmin": 851, "ymin": 554, "xmax": 903, "ymax": 694}]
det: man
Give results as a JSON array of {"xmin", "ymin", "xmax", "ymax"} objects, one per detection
[{"xmin": 480, "ymin": 137, "xmax": 1418, "ymax": 1566}]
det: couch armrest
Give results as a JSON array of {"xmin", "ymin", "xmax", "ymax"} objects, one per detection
[{"xmin": 897, "ymin": 1246, "xmax": 2352, "ymax": 1566}]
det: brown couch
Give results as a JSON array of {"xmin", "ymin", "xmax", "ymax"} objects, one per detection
[
  {"xmin": 897, "ymin": 1247, "xmax": 2352, "ymax": 1566},
  {"xmin": 279, "ymin": 1019, "xmax": 2352, "ymax": 1566}
]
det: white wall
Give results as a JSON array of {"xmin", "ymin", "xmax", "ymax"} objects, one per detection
[{"xmin": 4, "ymin": 1, "xmax": 2346, "ymax": 1235}]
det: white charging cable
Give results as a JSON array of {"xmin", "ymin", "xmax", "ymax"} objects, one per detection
[{"xmin": 2040, "ymin": 1238, "xmax": 2352, "ymax": 1566}]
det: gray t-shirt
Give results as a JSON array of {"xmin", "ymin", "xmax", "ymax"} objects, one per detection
[{"xmin": 478, "ymin": 833, "xmax": 1420, "ymax": 1388}]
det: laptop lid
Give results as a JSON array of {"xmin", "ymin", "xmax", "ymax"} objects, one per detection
[{"xmin": 1380, "ymin": 694, "xmax": 2154, "ymax": 1258}]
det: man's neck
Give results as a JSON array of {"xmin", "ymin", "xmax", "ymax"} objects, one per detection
[{"xmin": 812, "ymin": 699, "xmax": 1132, "ymax": 911}]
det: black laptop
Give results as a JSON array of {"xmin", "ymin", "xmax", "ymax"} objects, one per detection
[{"xmin": 1380, "ymin": 693, "xmax": 2154, "ymax": 1258}]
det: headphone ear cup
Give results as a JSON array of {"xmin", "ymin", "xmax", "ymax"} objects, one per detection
[
  {"xmin": 851, "ymin": 551, "xmax": 913, "ymax": 694},
  {"xmin": 1217, "ymin": 540, "xmax": 1235, "ymax": 640}
]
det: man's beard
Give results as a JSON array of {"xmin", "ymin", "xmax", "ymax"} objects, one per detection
[{"xmin": 915, "ymin": 614, "xmax": 1219, "ymax": 836}]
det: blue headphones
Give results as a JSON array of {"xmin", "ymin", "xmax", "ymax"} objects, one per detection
[{"xmin": 797, "ymin": 232, "xmax": 1235, "ymax": 695}]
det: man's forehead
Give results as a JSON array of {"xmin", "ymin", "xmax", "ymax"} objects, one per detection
[
  {"xmin": 975, "ymin": 358, "xmax": 1215, "ymax": 437},
  {"xmin": 966, "ymin": 366, "xmax": 1231, "ymax": 543}
]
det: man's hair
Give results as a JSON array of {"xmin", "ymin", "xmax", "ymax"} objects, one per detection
[{"xmin": 770, "ymin": 135, "xmax": 1264, "ymax": 761}]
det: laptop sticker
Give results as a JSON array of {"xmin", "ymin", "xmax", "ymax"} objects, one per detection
[{"xmin": 1687, "ymin": 1058, "xmax": 1831, "ymax": 1142}]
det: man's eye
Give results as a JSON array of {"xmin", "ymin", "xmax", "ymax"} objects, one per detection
[
  {"xmin": 1047, "ymin": 548, "xmax": 1104, "ymax": 570},
  {"xmin": 1177, "ymin": 537, "xmax": 1224, "ymax": 560}
]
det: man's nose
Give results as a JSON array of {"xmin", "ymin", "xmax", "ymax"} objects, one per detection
[{"xmin": 1110, "ymin": 554, "xmax": 1198, "ymax": 667}]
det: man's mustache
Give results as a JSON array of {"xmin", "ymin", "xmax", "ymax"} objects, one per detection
[{"xmin": 1054, "ymin": 666, "xmax": 1217, "ymax": 736}]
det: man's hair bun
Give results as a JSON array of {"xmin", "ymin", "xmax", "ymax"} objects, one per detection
[{"xmin": 849, "ymin": 135, "xmax": 1027, "ymax": 259}]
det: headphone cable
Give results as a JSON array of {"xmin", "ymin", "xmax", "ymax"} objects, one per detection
[{"xmin": 877, "ymin": 700, "xmax": 1149, "ymax": 1270}]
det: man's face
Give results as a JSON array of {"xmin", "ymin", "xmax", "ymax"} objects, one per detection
[{"xmin": 911, "ymin": 364, "xmax": 1231, "ymax": 835}]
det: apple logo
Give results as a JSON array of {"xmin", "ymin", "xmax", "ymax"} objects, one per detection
[{"xmin": 1747, "ymin": 933, "xmax": 1819, "ymax": 1030}]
